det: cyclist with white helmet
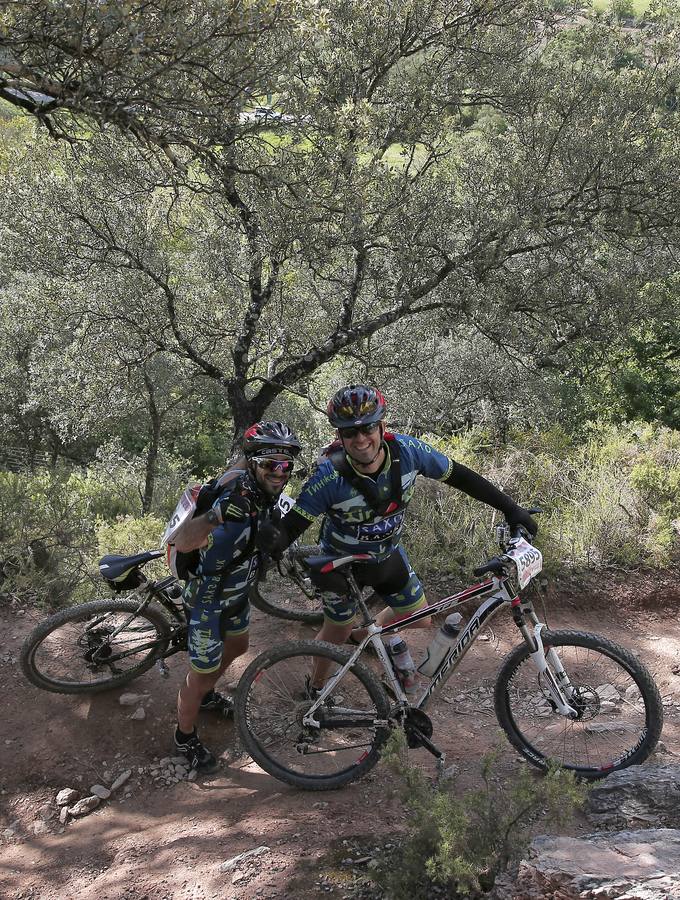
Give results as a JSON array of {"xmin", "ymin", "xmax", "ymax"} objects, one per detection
[{"xmin": 173, "ymin": 420, "xmax": 301, "ymax": 772}]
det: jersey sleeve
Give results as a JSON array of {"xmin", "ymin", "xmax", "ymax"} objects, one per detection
[
  {"xmin": 291, "ymin": 460, "xmax": 339, "ymax": 523},
  {"xmin": 395, "ymin": 434, "xmax": 453, "ymax": 481}
]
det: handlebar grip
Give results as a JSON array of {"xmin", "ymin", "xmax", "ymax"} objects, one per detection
[{"xmin": 472, "ymin": 557, "xmax": 506, "ymax": 577}]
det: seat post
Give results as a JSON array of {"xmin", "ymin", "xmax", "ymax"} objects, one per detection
[{"xmin": 345, "ymin": 569, "xmax": 374, "ymax": 626}]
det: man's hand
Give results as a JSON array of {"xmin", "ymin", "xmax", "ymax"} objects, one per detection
[
  {"xmin": 507, "ymin": 505, "xmax": 539, "ymax": 537},
  {"xmin": 217, "ymin": 492, "xmax": 251, "ymax": 524},
  {"xmin": 257, "ymin": 521, "xmax": 287, "ymax": 559}
]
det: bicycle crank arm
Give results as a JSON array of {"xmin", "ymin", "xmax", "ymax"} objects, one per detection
[{"xmin": 411, "ymin": 728, "xmax": 444, "ymax": 760}]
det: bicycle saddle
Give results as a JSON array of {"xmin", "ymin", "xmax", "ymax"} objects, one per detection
[
  {"xmin": 99, "ymin": 549, "xmax": 164, "ymax": 580},
  {"xmin": 303, "ymin": 553, "xmax": 373, "ymax": 574}
]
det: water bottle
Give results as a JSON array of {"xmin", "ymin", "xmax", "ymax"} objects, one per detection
[
  {"xmin": 388, "ymin": 636, "xmax": 418, "ymax": 694},
  {"xmin": 417, "ymin": 613, "xmax": 463, "ymax": 677}
]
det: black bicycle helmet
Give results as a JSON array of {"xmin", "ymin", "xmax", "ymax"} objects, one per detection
[
  {"xmin": 243, "ymin": 421, "xmax": 302, "ymax": 458},
  {"xmin": 327, "ymin": 385, "xmax": 387, "ymax": 428}
]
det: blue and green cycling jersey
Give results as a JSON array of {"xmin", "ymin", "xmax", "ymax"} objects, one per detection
[
  {"xmin": 183, "ymin": 473, "xmax": 271, "ymax": 611},
  {"xmin": 293, "ymin": 433, "xmax": 453, "ymax": 559}
]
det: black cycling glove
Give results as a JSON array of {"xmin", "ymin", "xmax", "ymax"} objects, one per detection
[
  {"xmin": 217, "ymin": 492, "xmax": 251, "ymax": 524},
  {"xmin": 507, "ymin": 505, "xmax": 538, "ymax": 537},
  {"xmin": 257, "ymin": 509, "xmax": 310, "ymax": 558},
  {"xmin": 256, "ymin": 521, "xmax": 288, "ymax": 559}
]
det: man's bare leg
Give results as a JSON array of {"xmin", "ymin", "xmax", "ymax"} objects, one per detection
[{"xmin": 177, "ymin": 633, "xmax": 249, "ymax": 733}]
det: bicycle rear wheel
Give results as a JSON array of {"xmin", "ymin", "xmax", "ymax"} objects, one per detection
[
  {"xmin": 20, "ymin": 597, "xmax": 172, "ymax": 694},
  {"xmin": 250, "ymin": 559, "xmax": 323, "ymax": 625},
  {"xmin": 494, "ymin": 629, "xmax": 663, "ymax": 779},
  {"xmin": 236, "ymin": 639, "xmax": 391, "ymax": 790}
]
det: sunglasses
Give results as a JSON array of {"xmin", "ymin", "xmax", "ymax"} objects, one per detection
[
  {"xmin": 339, "ymin": 422, "xmax": 381, "ymax": 439},
  {"xmin": 252, "ymin": 457, "xmax": 294, "ymax": 474}
]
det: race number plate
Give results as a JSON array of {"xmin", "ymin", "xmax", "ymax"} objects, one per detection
[
  {"xmin": 161, "ymin": 483, "xmax": 201, "ymax": 546},
  {"xmin": 505, "ymin": 538, "xmax": 542, "ymax": 589},
  {"xmin": 277, "ymin": 492, "xmax": 295, "ymax": 515}
]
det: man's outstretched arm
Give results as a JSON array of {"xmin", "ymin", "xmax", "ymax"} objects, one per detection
[{"xmin": 444, "ymin": 462, "xmax": 538, "ymax": 535}]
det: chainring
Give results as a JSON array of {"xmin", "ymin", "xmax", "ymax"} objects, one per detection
[{"xmin": 403, "ymin": 707, "xmax": 434, "ymax": 749}]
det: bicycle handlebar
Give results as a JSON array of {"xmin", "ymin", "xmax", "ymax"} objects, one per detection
[{"xmin": 472, "ymin": 557, "xmax": 506, "ymax": 578}]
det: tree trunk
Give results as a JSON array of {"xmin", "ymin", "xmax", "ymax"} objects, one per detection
[
  {"xmin": 226, "ymin": 382, "xmax": 264, "ymax": 454},
  {"xmin": 142, "ymin": 370, "xmax": 162, "ymax": 515}
]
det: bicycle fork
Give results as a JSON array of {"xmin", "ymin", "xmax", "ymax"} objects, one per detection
[{"xmin": 528, "ymin": 623, "xmax": 578, "ymax": 718}]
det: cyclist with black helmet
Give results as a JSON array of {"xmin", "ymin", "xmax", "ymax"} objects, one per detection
[
  {"xmin": 173, "ymin": 420, "xmax": 301, "ymax": 772},
  {"xmin": 257, "ymin": 385, "xmax": 537, "ymax": 691}
]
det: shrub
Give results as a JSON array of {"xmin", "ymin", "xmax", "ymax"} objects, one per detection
[
  {"xmin": 0, "ymin": 469, "xmax": 93, "ymax": 606},
  {"xmin": 609, "ymin": 0, "xmax": 636, "ymax": 20},
  {"xmin": 0, "ymin": 449, "xmax": 184, "ymax": 608},
  {"xmin": 402, "ymin": 423, "xmax": 680, "ymax": 579},
  {"xmin": 375, "ymin": 731, "xmax": 587, "ymax": 899}
]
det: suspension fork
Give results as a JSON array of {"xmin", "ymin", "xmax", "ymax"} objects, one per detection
[{"xmin": 525, "ymin": 622, "xmax": 578, "ymax": 717}]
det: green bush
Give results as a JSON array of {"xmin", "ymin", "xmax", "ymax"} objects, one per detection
[
  {"xmin": 0, "ymin": 451, "xmax": 185, "ymax": 608},
  {"xmin": 609, "ymin": 0, "xmax": 636, "ymax": 19},
  {"xmin": 3, "ymin": 421, "xmax": 679, "ymax": 609},
  {"xmin": 375, "ymin": 731, "xmax": 587, "ymax": 899},
  {"xmin": 0, "ymin": 469, "xmax": 93, "ymax": 606},
  {"xmin": 402, "ymin": 422, "xmax": 680, "ymax": 579}
]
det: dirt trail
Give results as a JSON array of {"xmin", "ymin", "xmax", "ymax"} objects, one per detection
[{"xmin": 2, "ymin": 570, "xmax": 680, "ymax": 899}]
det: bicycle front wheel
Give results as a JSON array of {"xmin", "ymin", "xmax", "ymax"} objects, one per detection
[
  {"xmin": 250, "ymin": 562, "xmax": 323, "ymax": 625},
  {"xmin": 20, "ymin": 598, "xmax": 172, "ymax": 694},
  {"xmin": 236, "ymin": 639, "xmax": 391, "ymax": 790},
  {"xmin": 495, "ymin": 629, "xmax": 663, "ymax": 779}
]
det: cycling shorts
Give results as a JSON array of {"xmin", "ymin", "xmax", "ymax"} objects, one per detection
[
  {"xmin": 310, "ymin": 545, "xmax": 427, "ymax": 625},
  {"xmin": 183, "ymin": 581, "xmax": 250, "ymax": 673}
]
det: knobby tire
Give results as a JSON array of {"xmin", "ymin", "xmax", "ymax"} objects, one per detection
[
  {"xmin": 494, "ymin": 629, "xmax": 663, "ymax": 779},
  {"xmin": 236, "ymin": 639, "xmax": 391, "ymax": 790},
  {"xmin": 20, "ymin": 597, "xmax": 171, "ymax": 694},
  {"xmin": 250, "ymin": 568, "xmax": 323, "ymax": 625}
]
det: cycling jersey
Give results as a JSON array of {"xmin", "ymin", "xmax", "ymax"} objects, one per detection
[
  {"xmin": 183, "ymin": 472, "xmax": 274, "ymax": 672},
  {"xmin": 292, "ymin": 433, "xmax": 452, "ymax": 560}
]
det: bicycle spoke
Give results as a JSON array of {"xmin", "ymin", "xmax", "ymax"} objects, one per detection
[{"xmin": 22, "ymin": 601, "xmax": 172, "ymax": 692}]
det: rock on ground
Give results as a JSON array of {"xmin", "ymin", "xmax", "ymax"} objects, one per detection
[
  {"xmin": 491, "ymin": 828, "xmax": 680, "ymax": 899},
  {"xmin": 587, "ymin": 763, "xmax": 680, "ymax": 829}
]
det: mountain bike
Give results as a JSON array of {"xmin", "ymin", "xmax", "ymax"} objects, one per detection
[
  {"xmin": 20, "ymin": 534, "xmax": 329, "ymax": 694},
  {"xmin": 235, "ymin": 522, "xmax": 664, "ymax": 790},
  {"xmin": 20, "ymin": 550, "xmax": 193, "ymax": 694}
]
